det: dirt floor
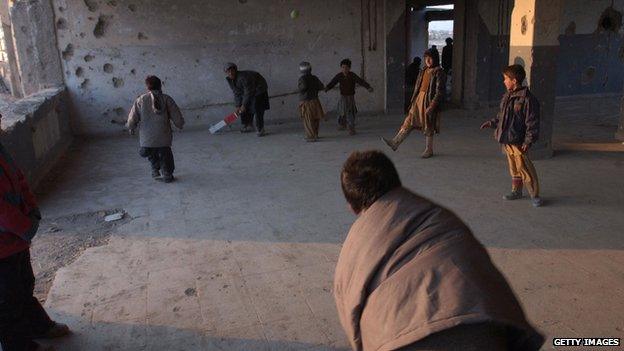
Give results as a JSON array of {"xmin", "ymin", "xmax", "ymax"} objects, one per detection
[{"xmin": 31, "ymin": 209, "xmax": 132, "ymax": 302}]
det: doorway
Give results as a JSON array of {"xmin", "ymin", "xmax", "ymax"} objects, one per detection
[{"xmin": 406, "ymin": 2, "xmax": 454, "ymax": 111}]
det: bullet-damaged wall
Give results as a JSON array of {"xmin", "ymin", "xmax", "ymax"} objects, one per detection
[{"xmin": 51, "ymin": 0, "xmax": 387, "ymax": 136}]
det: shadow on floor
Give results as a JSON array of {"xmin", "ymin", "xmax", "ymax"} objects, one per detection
[{"xmin": 43, "ymin": 312, "xmax": 349, "ymax": 351}]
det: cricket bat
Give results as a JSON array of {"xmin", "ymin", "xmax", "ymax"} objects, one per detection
[{"xmin": 209, "ymin": 112, "xmax": 239, "ymax": 134}]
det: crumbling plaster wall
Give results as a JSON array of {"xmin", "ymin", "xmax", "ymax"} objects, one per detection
[
  {"xmin": 557, "ymin": 0, "xmax": 624, "ymax": 96},
  {"xmin": 52, "ymin": 0, "xmax": 386, "ymax": 135}
]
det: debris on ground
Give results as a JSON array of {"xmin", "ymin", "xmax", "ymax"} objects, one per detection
[
  {"xmin": 104, "ymin": 212, "xmax": 125, "ymax": 222},
  {"xmin": 30, "ymin": 209, "xmax": 132, "ymax": 302}
]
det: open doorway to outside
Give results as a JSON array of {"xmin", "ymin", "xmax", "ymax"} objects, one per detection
[{"xmin": 406, "ymin": 2, "xmax": 454, "ymax": 111}]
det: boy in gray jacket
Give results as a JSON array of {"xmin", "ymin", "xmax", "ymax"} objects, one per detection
[{"xmin": 127, "ymin": 76, "xmax": 185, "ymax": 183}]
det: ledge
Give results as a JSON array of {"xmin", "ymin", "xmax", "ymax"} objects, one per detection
[{"xmin": 0, "ymin": 86, "xmax": 72, "ymax": 187}]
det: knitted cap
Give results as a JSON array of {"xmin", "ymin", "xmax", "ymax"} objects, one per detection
[
  {"xmin": 299, "ymin": 61, "xmax": 311, "ymax": 72},
  {"xmin": 224, "ymin": 62, "xmax": 237, "ymax": 72}
]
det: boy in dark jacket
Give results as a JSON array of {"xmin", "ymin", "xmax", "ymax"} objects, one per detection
[
  {"xmin": 480, "ymin": 64, "xmax": 542, "ymax": 207},
  {"xmin": 224, "ymin": 63, "xmax": 270, "ymax": 137},
  {"xmin": 0, "ymin": 113, "xmax": 69, "ymax": 351},
  {"xmin": 325, "ymin": 58, "xmax": 373, "ymax": 135},
  {"xmin": 297, "ymin": 62, "xmax": 325, "ymax": 142}
]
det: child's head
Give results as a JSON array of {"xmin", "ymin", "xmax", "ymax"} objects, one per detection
[
  {"xmin": 423, "ymin": 49, "xmax": 439, "ymax": 68},
  {"xmin": 502, "ymin": 64, "xmax": 526, "ymax": 91},
  {"xmin": 224, "ymin": 62, "xmax": 238, "ymax": 80},
  {"xmin": 341, "ymin": 150, "xmax": 402, "ymax": 214},
  {"xmin": 145, "ymin": 75, "xmax": 162, "ymax": 91},
  {"xmin": 340, "ymin": 58, "xmax": 352, "ymax": 74},
  {"xmin": 299, "ymin": 61, "xmax": 312, "ymax": 74}
]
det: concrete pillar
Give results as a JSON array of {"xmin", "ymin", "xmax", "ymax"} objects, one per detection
[
  {"xmin": 617, "ymin": 92, "xmax": 624, "ymax": 141},
  {"xmin": 10, "ymin": 0, "xmax": 64, "ymax": 96},
  {"xmin": 450, "ymin": 0, "xmax": 465, "ymax": 106},
  {"xmin": 509, "ymin": 0, "xmax": 563, "ymax": 159},
  {"xmin": 452, "ymin": 0, "xmax": 480, "ymax": 109},
  {"xmin": 385, "ymin": 0, "xmax": 407, "ymax": 114}
]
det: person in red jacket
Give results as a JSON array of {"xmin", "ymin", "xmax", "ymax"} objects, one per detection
[{"xmin": 0, "ymin": 113, "xmax": 69, "ymax": 351}]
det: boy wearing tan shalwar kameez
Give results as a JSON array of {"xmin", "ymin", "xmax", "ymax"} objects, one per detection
[
  {"xmin": 383, "ymin": 49, "xmax": 446, "ymax": 158},
  {"xmin": 298, "ymin": 62, "xmax": 325, "ymax": 141}
]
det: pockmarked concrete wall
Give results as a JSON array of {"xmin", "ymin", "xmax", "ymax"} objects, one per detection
[
  {"xmin": 557, "ymin": 0, "xmax": 624, "ymax": 96},
  {"xmin": 0, "ymin": 87, "xmax": 72, "ymax": 187},
  {"xmin": 52, "ymin": 0, "xmax": 386, "ymax": 135}
]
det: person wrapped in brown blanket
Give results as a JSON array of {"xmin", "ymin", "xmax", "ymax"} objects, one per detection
[{"xmin": 334, "ymin": 150, "xmax": 544, "ymax": 351}]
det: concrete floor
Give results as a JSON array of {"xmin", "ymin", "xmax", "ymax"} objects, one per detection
[{"xmin": 36, "ymin": 98, "xmax": 624, "ymax": 350}]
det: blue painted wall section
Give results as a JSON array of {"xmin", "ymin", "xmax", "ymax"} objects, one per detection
[{"xmin": 557, "ymin": 33, "xmax": 624, "ymax": 96}]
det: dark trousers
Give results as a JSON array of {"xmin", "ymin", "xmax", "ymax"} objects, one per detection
[
  {"xmin": 337, "ymin": 113, "xmax": 356, "ymax": 129},
  {"xmin": 240, "ymin": 109, "xmax": 265, "ymax": 131},
  {"xmin": 0, "ymin": 250, "xmax": 53, "ymax": 351},
  {"xmin": 139, "ymin": 147, "xmax": 175, "ymax": 175},
  {"xmin": 241, "ymin": 92, "xmax": 269, "ymax": 131}
]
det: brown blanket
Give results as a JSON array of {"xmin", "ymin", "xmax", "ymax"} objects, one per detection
[{"xmin": 334, "ymin": 187, "xmax": 544, "ymax": 351}]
